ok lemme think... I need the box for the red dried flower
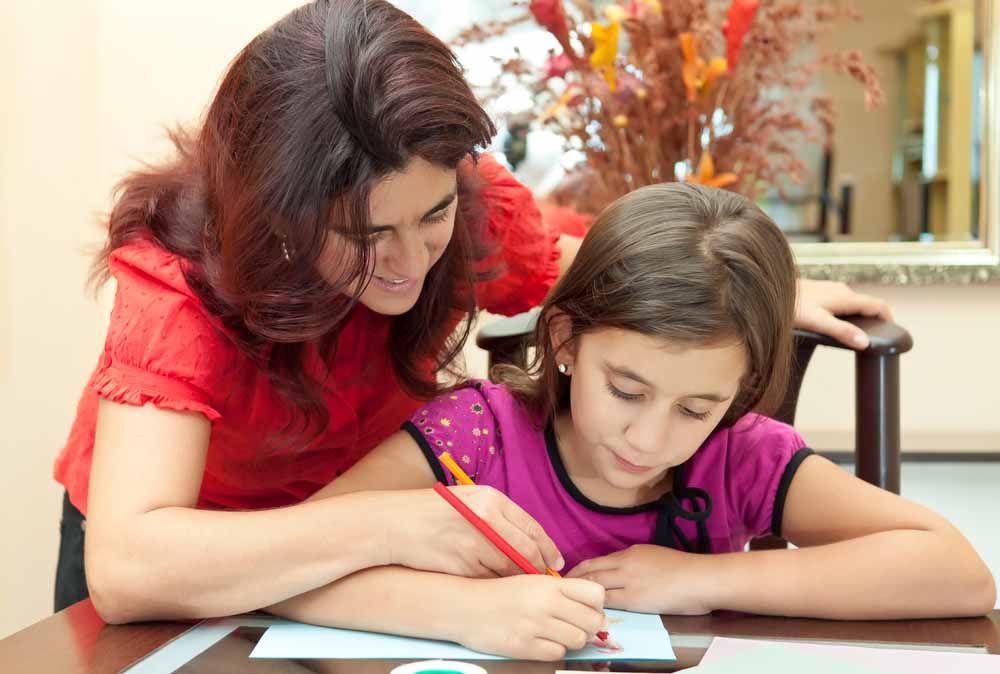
[530,0,571,44]
[722,0,759,68]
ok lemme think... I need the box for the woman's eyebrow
[423,189,458,216]
[371,189,457,229]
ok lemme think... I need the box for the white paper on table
[688,636,998,674]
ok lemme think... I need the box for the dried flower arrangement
[453,0,884,215]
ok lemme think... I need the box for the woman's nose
[383,230,428,277]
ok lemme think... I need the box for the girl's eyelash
[606,380,712,420]
[605,382,641,401]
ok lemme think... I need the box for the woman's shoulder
[108,237,198,299]
[103,237,238,364]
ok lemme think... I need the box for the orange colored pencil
[438,452,474,486]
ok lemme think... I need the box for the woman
[53,0,889,622]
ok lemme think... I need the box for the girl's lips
[611,450,654,474]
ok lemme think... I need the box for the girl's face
[323,156,458,316]
[558,327,747,501]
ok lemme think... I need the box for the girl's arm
[85,402,560,624]
[272,430,603,660]
[570,455,995,619]
[711,454,996,618]
[267,566,606,661]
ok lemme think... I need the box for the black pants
[54,492,89,612]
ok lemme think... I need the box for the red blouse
[53,155,562,514]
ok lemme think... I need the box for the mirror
[397,0,1000,283]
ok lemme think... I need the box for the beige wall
[2,0,998,639]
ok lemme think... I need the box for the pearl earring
[557,363,569,375]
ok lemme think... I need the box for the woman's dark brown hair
[499,182,798,428]
[91,0,496,437]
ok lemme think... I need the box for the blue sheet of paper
[249,608,675,661]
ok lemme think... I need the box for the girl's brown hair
[91,0,497,437]
[498,182,797,428]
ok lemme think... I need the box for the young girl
[274,182,996,661]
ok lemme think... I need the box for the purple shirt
[403,380,811,572]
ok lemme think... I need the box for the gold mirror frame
[794,0,1000,285]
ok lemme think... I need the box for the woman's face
[323,156,458,316]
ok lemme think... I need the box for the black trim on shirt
[544,421,713,553]
[651,461,714,554]
[770,447,816,538]
[544,422,662,514]
[402,420,448,484]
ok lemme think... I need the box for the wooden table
[2,600,997,673]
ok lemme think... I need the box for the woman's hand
[459,575,606,661]
[568,544,715,615]
[382,485,565,578]
[795,279,891,349]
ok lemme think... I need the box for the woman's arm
[710,455,996,619]
[793,279,892,349]
[85,400,399,624]
[86,406,564,624]
[557,234,582,278]
[308,429,565,577]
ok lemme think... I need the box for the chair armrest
[793,316,913,355]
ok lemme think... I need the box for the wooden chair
[476,310,913,549]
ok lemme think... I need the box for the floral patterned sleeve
[400,382,502,486]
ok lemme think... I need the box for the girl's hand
[795,279,891,349]
[568,544,715,615]
[383,485,565,578]
[459,576,606,661]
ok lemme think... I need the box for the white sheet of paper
[249,608,675,661]
[691,637,998,674]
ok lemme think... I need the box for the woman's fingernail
[854,333,869,348]
[555,556,565,570]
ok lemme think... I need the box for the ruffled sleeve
[473,155,563,316]
[88,240,236,422]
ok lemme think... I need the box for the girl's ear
[546,308,577,372]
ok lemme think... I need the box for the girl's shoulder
[691,413,809,478]
[724,413,805,449]
[422,379,530,424]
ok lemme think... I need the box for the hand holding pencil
[436,452,614,646]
